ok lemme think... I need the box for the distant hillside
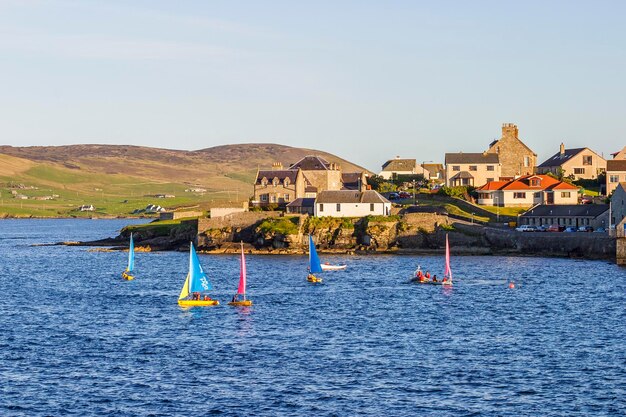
[0,143,371,217]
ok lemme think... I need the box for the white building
[314,190,391,217]
[476,175,579,207]
[379,158,417,180]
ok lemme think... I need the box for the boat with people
[178,242,219,307]
[411,234,453,286]
[307,235,323,283]
[228,242,252,307]
[121,233,135,280]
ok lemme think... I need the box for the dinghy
[307,235,323,283]
[178,243,219,307]
[228,242,252,307]
[121,233,135,280]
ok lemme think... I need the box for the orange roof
[478,175,578,192]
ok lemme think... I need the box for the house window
[336,203,341,212]
[319,204,324,212]
[462,178,469,186]
[534,192,541,198]
[610,175,619,183]
[452,165,460,171]
[524,156,530,167]
[469,165,477,171]
[272,178,279,187]
[574,168,585,175]
[260,194,268,202]
[261,177,268,186]
[486,178,494,183]
[561,192,571,198]
[514,192,526,199]
[487,165,494,171]
[270,195,276,203]
[583,155,592,165]
[284,194,290,201]
[370,203,375,212]
[284,177,290,187]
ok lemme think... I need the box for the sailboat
[228,242,252,307]
[178,242,219,307]
[121,233,135,280]
[307,235,323,283]
[442,234,453,286]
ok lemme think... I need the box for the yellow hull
[228,300,253,307]
[178,299,219,307]
[122,272,134,280]
[307,275,323,283]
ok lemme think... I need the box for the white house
[476,175,579,207]
[314,190,391,217]
[379,158,417,180]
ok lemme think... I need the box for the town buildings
[536,143,606,180]
[610,183,626,230]
[518,204,609,229]
[486,123,536,177]
[379,158,417,179]
[476,175,579,207]
[314,190,391,217]
[253,156,367,208]
[444,152,501,187]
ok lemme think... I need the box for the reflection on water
[0,219,624,416]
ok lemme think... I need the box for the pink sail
[237,243,247,295]
[444,234,452,280]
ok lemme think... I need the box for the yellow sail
[178,274,190,300]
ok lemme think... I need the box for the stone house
[610,183,626,231]
[606,160,626,195]
[253,156,367,208]
[476,175,579,207]
[379,157,417,179]
[537,143,606,180]
[444,152,501,187]
[286,198,315,215]
[518,204,609,229]
[314,190,391,217]
[486,123,537,177]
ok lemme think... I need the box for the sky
[1,0,625,172]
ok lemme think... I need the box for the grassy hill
[0,144,371,218]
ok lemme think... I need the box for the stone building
[518,204,609,229]
[606,158,626,195]
[611,182,626,230]
[252,156,367,208]
[444,152,501,187]
[486,123,537,178]
[537,143,606,181]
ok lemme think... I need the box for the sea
[0,219,624,416]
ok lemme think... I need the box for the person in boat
[204,295,211,301]
[231,294,238,303]
[432,275,437,282]
[192,292,200,300]
[414,265,421,278]
[424,271,430,281]
[308,273,317,281]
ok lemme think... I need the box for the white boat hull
[321,264,347,271]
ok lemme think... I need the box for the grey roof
[520,204,609,218]
[316,190,390,204]
[286,198,315,208]
[449,171,474,180]
[255,169,298,185]
[445,153,499,164]
[381,158,416,171]
[341,172,363,190]
[289,155,330,170]
[537,148,586,168]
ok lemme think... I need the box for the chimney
[502,123,518,139]
[559,143,565,155]
[272,162,283,170]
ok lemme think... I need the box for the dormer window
[261,177,268,186]
[530,178,541,187]
[272,177,280,187]
[284,177,290,187]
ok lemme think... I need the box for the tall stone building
[486,123,537,178]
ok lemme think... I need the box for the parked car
[594,227,606,233]
[578,225,594,232]
[388,192,399,200]
[515,225,537,232]
[398,191,411,199]
[564,226,577,232]
[547,224,565,232]
[535,225,548,232]
[581,196,593,204]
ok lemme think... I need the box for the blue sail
[308,235,323,274]
[127,233,135,272]
[189,243,212,292]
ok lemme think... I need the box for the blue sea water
[0,219,624,416]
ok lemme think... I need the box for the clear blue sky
[1,0,624,171]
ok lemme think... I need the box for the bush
[437,186,473,199]
[257,217,299,235]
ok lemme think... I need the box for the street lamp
[494,195,499,222]
[412,179,416,205]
